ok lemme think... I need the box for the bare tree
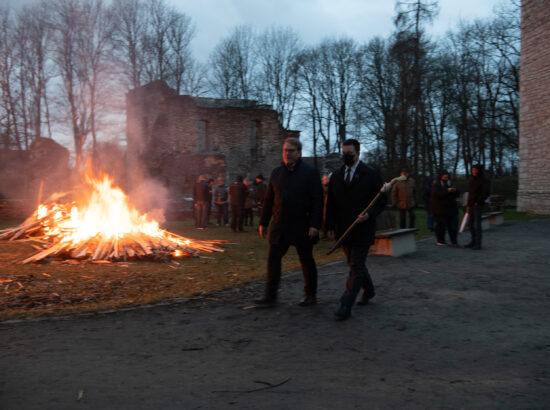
[209,25,256,99]
[76,0,115,160]
[110,0,147,89]
[392,0,438,175]
[0,6,22,149]
[256,26,302,129]
[295,47,334,162]
[48,0,87,168]
[177,58,209,96]
[317,37,361,148]
[356,37,399,171]
[141,0,172,83]
[165,11,196,94]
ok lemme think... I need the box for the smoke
[128,178,170,224]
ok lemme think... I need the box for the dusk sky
[0,0,510,154]
[5,0,508,62]
[164,0,507,61]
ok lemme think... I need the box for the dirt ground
[1,219,549,409]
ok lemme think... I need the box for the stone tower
[518,0,550,214]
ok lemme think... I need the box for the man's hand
[259,225,267,239]
[356,213,369,223]
[381,182,392,192]
[308,227,319,238]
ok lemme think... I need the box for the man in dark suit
[255,137,323,307]
[326,139,387,320]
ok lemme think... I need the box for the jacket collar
[283,157,302,172]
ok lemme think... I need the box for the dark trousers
[427,212,435,231]
[244,208,253,226]
[340,244,375,307]
[230,205,244,231]
[194,202,208,228]
[257,205,263,224]
[434,213,458,244]
[216,204,228,225]
[469,205,483,247]
[265,240,317,300]
[399,208,416,229]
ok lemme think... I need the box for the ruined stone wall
[126,81,291,197]
[518,0,550,214]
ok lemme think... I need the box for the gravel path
[1,219,549,409]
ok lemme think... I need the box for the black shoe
[253,297,277,308]
[298,295,317,306]
[471,245,481,250]
[464,242,474,248]
[356,293,374,306]
[334,304,351,321]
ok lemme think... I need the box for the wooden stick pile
[0,205,224,264]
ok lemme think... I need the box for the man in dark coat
[193,176,209,229]
[255,137,323,307]
[326,139,387,320]
[431,169,459,246]
[229,176,246,232]
[466,164,490,250]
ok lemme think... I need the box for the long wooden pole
[326,175,406,255]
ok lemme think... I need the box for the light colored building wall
[518,0,550,213]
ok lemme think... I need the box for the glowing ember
[0,173,224,264]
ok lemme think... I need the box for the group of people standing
[389,165,490,250]
[425,166,490,249]
[192,174,267,232]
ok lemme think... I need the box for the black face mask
[343,153,355,166]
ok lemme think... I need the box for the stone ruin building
[518,0,550,214]
[125,81,299,200]
[0,137,70,218]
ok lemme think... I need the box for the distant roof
[191,96,272,110]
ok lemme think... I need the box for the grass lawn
[0,218,345,321]
[0,208,544,321]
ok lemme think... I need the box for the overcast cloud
[165,0,505,62]
[2,0,506,62]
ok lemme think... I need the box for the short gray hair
[284,137,302,152]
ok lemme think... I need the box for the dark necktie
[345,168,351,186]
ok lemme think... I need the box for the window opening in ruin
[250,120,260,161]
[198,120,210,152]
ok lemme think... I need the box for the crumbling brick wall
[126,81,296,198]
[518,0,550,214]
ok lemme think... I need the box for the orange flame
[2,172,223,263]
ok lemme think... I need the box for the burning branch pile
[0,174,224,264]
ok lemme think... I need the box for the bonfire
[0,173,224,264]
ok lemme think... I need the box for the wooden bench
[481,215,491,230]
[486,211,504,226]
[370,228,418,257]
